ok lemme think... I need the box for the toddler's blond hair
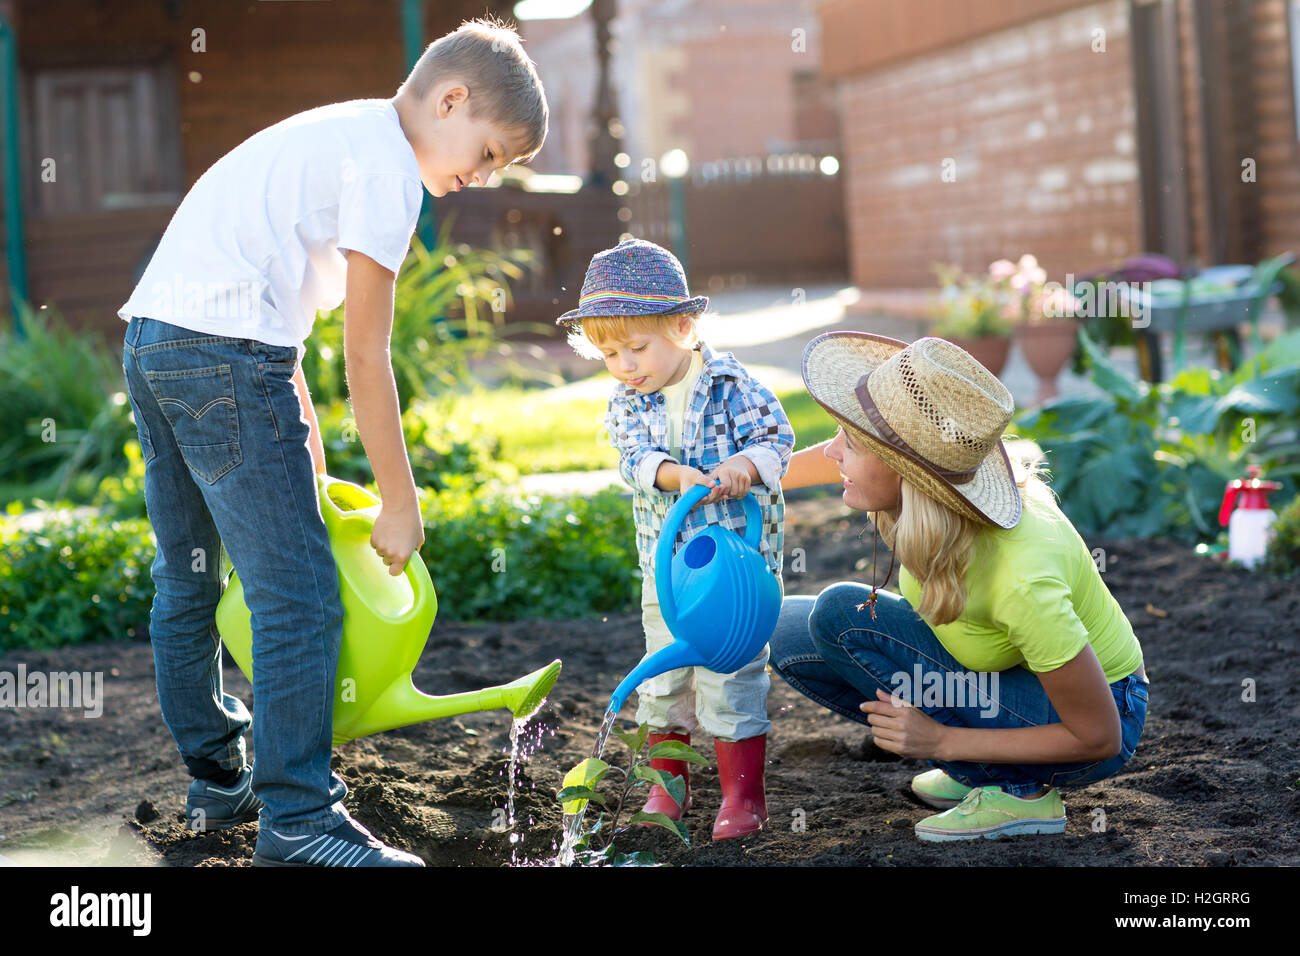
[567,314,703,361]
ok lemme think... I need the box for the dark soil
[2,496,1297,866]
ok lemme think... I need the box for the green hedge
[416,480,638,622]
[0,479,639,651]
[0,509,156,651]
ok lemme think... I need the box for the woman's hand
[860,689,949,759]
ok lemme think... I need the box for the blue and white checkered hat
[556,238,708,325]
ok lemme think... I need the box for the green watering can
[215,473,561,745]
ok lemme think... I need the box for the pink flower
[989,259,1016,281]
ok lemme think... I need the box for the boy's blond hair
[568,314,703,361]
[398,16,548,165]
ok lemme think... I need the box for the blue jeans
[122,316,347,834]
[769,583,1148,798]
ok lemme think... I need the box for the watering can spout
[336,660,563,745]
[608,642,706,715]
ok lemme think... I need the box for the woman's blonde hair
[567,313,703,360]
[871,438,1057,626]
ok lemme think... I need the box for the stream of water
[555,706,619,867]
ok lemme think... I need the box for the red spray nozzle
[1219,465,1283,526]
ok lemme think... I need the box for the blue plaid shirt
[604,342,795,582]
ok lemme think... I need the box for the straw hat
[801,332,1022,529]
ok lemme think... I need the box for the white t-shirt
[119,99,425,361]
[661,348,704,460]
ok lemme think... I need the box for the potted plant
[929,262,1015,377]
[1003,254,1081,404]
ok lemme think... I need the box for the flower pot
[1015,320,1079,403]
[938,334,1012,378]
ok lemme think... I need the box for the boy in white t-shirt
[119,17,547,867]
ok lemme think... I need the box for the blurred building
[523,0,839,175]
[524,0,848,289]
[0,0,619,336]
[819,0,1300,296]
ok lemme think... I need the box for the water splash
[498,697,554,865]
[505,716,525,829]
[556,705,619,867]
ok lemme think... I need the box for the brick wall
[1249,0,1300,259]
[836,0,1139,289]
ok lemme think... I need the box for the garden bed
[1,496,1296,866]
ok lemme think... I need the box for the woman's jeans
[122,316,347,834]
[769,583,1148,798]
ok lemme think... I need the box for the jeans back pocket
[144,364,242,483]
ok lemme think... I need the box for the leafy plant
[0,508,155,651]
[303,225,551,410]
[1262,492,1300,576]
[416,482,638,622]
[930,263,1014,340]
[1013,328,1300,541]
[0,306,135,507]
[556,723,708,866]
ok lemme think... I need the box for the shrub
[0,306,134,507]
[1013,328,1300,541]
[0,509,155,651]
[417,481,638,622]
[1262,493,1300,576]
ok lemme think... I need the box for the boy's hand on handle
[707,457,754,503]
[371,499,425,576]
[676,465,721,506]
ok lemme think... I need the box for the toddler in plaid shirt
[557,238,794,841]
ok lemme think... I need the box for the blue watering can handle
[655,482,764,628]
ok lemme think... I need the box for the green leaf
[556,786,607,806]
[646,740,710,765]
[1078,327,1142,403]
[1217,368,1300,418]
[631,766,687,808]
[615,723,649,754]
[609,851,662,867]
[558,756,612,813]
[627,812,690,844]
[1166,393,1223,436]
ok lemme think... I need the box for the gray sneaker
[252,811,425,867]
[187,766,261,831]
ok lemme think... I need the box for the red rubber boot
[637,731,691,823]
[712,735,767,841]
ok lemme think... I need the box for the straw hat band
[854,374,979,486]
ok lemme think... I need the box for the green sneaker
[910,769,972,810]
[914,785,1066,842]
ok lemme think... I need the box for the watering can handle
[655,483,765,628]
[316,473,435,623]
[318,472,380,535]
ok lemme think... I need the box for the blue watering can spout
[608,641,706,714]
[608,482,781,713]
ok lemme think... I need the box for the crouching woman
[772,332,1149,842]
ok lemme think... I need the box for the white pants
[632,572,774,741]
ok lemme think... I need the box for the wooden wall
[6,0,517,340]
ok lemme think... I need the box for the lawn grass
[442,377,839,475]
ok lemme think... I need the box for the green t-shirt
[897,480,1144,684]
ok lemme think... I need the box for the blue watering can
[607,482,781,713]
